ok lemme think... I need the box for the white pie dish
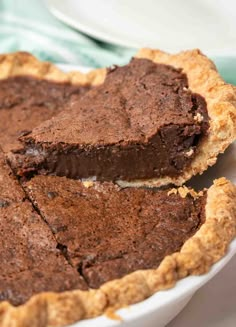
[55,64,236,327]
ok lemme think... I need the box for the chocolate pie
[0,50,235,327]
[9,49,236,187]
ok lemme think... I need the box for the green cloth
[0,0,135,68]
[0,0,236,84]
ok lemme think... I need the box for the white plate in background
[46,0,236,53]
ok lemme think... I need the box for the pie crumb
[82,181,94,188]
[177,186,202,199]
[194,112,204,123]
[185,148,194,157]
[105,308,122,321]
[177,186,189,198]
[167,188,177,196]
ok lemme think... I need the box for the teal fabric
[212,56,236,85]
[0,0,135,68]
[0,0,236,82]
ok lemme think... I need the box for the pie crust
[0,51,106,86]
[0,177,235,327]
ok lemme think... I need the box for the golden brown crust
[0,178,235,327]
[118,48,236,187]
[0,51,106,86]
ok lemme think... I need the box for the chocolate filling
[10,58,209,181]
[0,76,90,153]
[25,176,206,289]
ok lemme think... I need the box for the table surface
[167,255,236,327]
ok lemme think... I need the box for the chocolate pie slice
[9,49,236,187]
[0,52,105,153]
[0,171,235,326]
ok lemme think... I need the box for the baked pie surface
[24,175,206,289]
[0,52,105,153]
[0,151,87,307]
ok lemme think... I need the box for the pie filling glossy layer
[10,58,209,181]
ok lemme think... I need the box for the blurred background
[0,0,236,83]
